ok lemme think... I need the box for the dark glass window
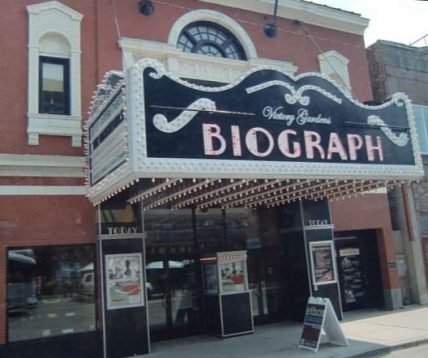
[414,105,428,153]
[195,208,226,253]
[421,214,428,233]
[177,22,247,60]
[39,56,70,115]
[145,208,194,249]
[7,245,96,342]
[225,208,261,250]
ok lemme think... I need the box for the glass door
[146,258,201,341]
[247,249,285,324]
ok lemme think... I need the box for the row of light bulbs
[125,177,410,211]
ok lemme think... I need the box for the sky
[309,0,428,47]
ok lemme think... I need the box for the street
[8,298,96,342]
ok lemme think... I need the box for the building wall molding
[27,114,83,147]
[198,0,369,35]
[0,154,85,177]
[0,186,86,195]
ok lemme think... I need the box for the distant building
[367,39,428,305]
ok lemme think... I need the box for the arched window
[39,33,71,115]
[177,21,247,60]
[27,1,82,147]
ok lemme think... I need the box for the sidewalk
[145,305,428,357]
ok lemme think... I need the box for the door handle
[162,292,171,307]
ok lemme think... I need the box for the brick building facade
[0,1,420,356]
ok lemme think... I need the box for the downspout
[402,184,414,241]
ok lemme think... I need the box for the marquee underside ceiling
[126,177,404,210]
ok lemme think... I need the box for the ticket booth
[201,251,254,337]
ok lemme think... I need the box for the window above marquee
[177,21,247,60]
[39,56,70,115]
[317,50,351,94]
[414,104,428,154]
[27,1,82,147]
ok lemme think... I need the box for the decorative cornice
[27,1,83,21]
[198,0,369,35]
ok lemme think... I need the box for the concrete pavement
[145,304,428,357]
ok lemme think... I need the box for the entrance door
[146,258,201,341]
[247,249,285,324]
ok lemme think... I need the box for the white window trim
[318,50,351,93]
[120,9,297,83]
[27,1,83,147]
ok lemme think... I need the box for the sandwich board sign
[298,296,348,352]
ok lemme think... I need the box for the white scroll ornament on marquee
[367,115,409,147]
[153,98,216,133]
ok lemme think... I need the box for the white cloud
[310,0,428,46]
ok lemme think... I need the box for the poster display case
[201,251,253,337]
[338,247,365,306]
[309,241,337,286]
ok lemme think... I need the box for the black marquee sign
[126,58,422,180]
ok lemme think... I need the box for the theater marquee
[86,58,423,203]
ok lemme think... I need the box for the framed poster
[339,247,364,304]
[105,253,144,310]
[309,241,337,285]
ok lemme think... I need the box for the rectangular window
[414,105,428,153]
[421,214,428,233]
[39,56,70,115]
[7,245,96,342]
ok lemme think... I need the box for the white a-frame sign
[298,297,349,352]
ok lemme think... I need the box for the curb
[349,338,428,357]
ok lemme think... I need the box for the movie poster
[310,242,336,285]
[219,260,245,292]
[105,253,144,310]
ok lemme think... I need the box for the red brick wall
[331,194,400,291]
